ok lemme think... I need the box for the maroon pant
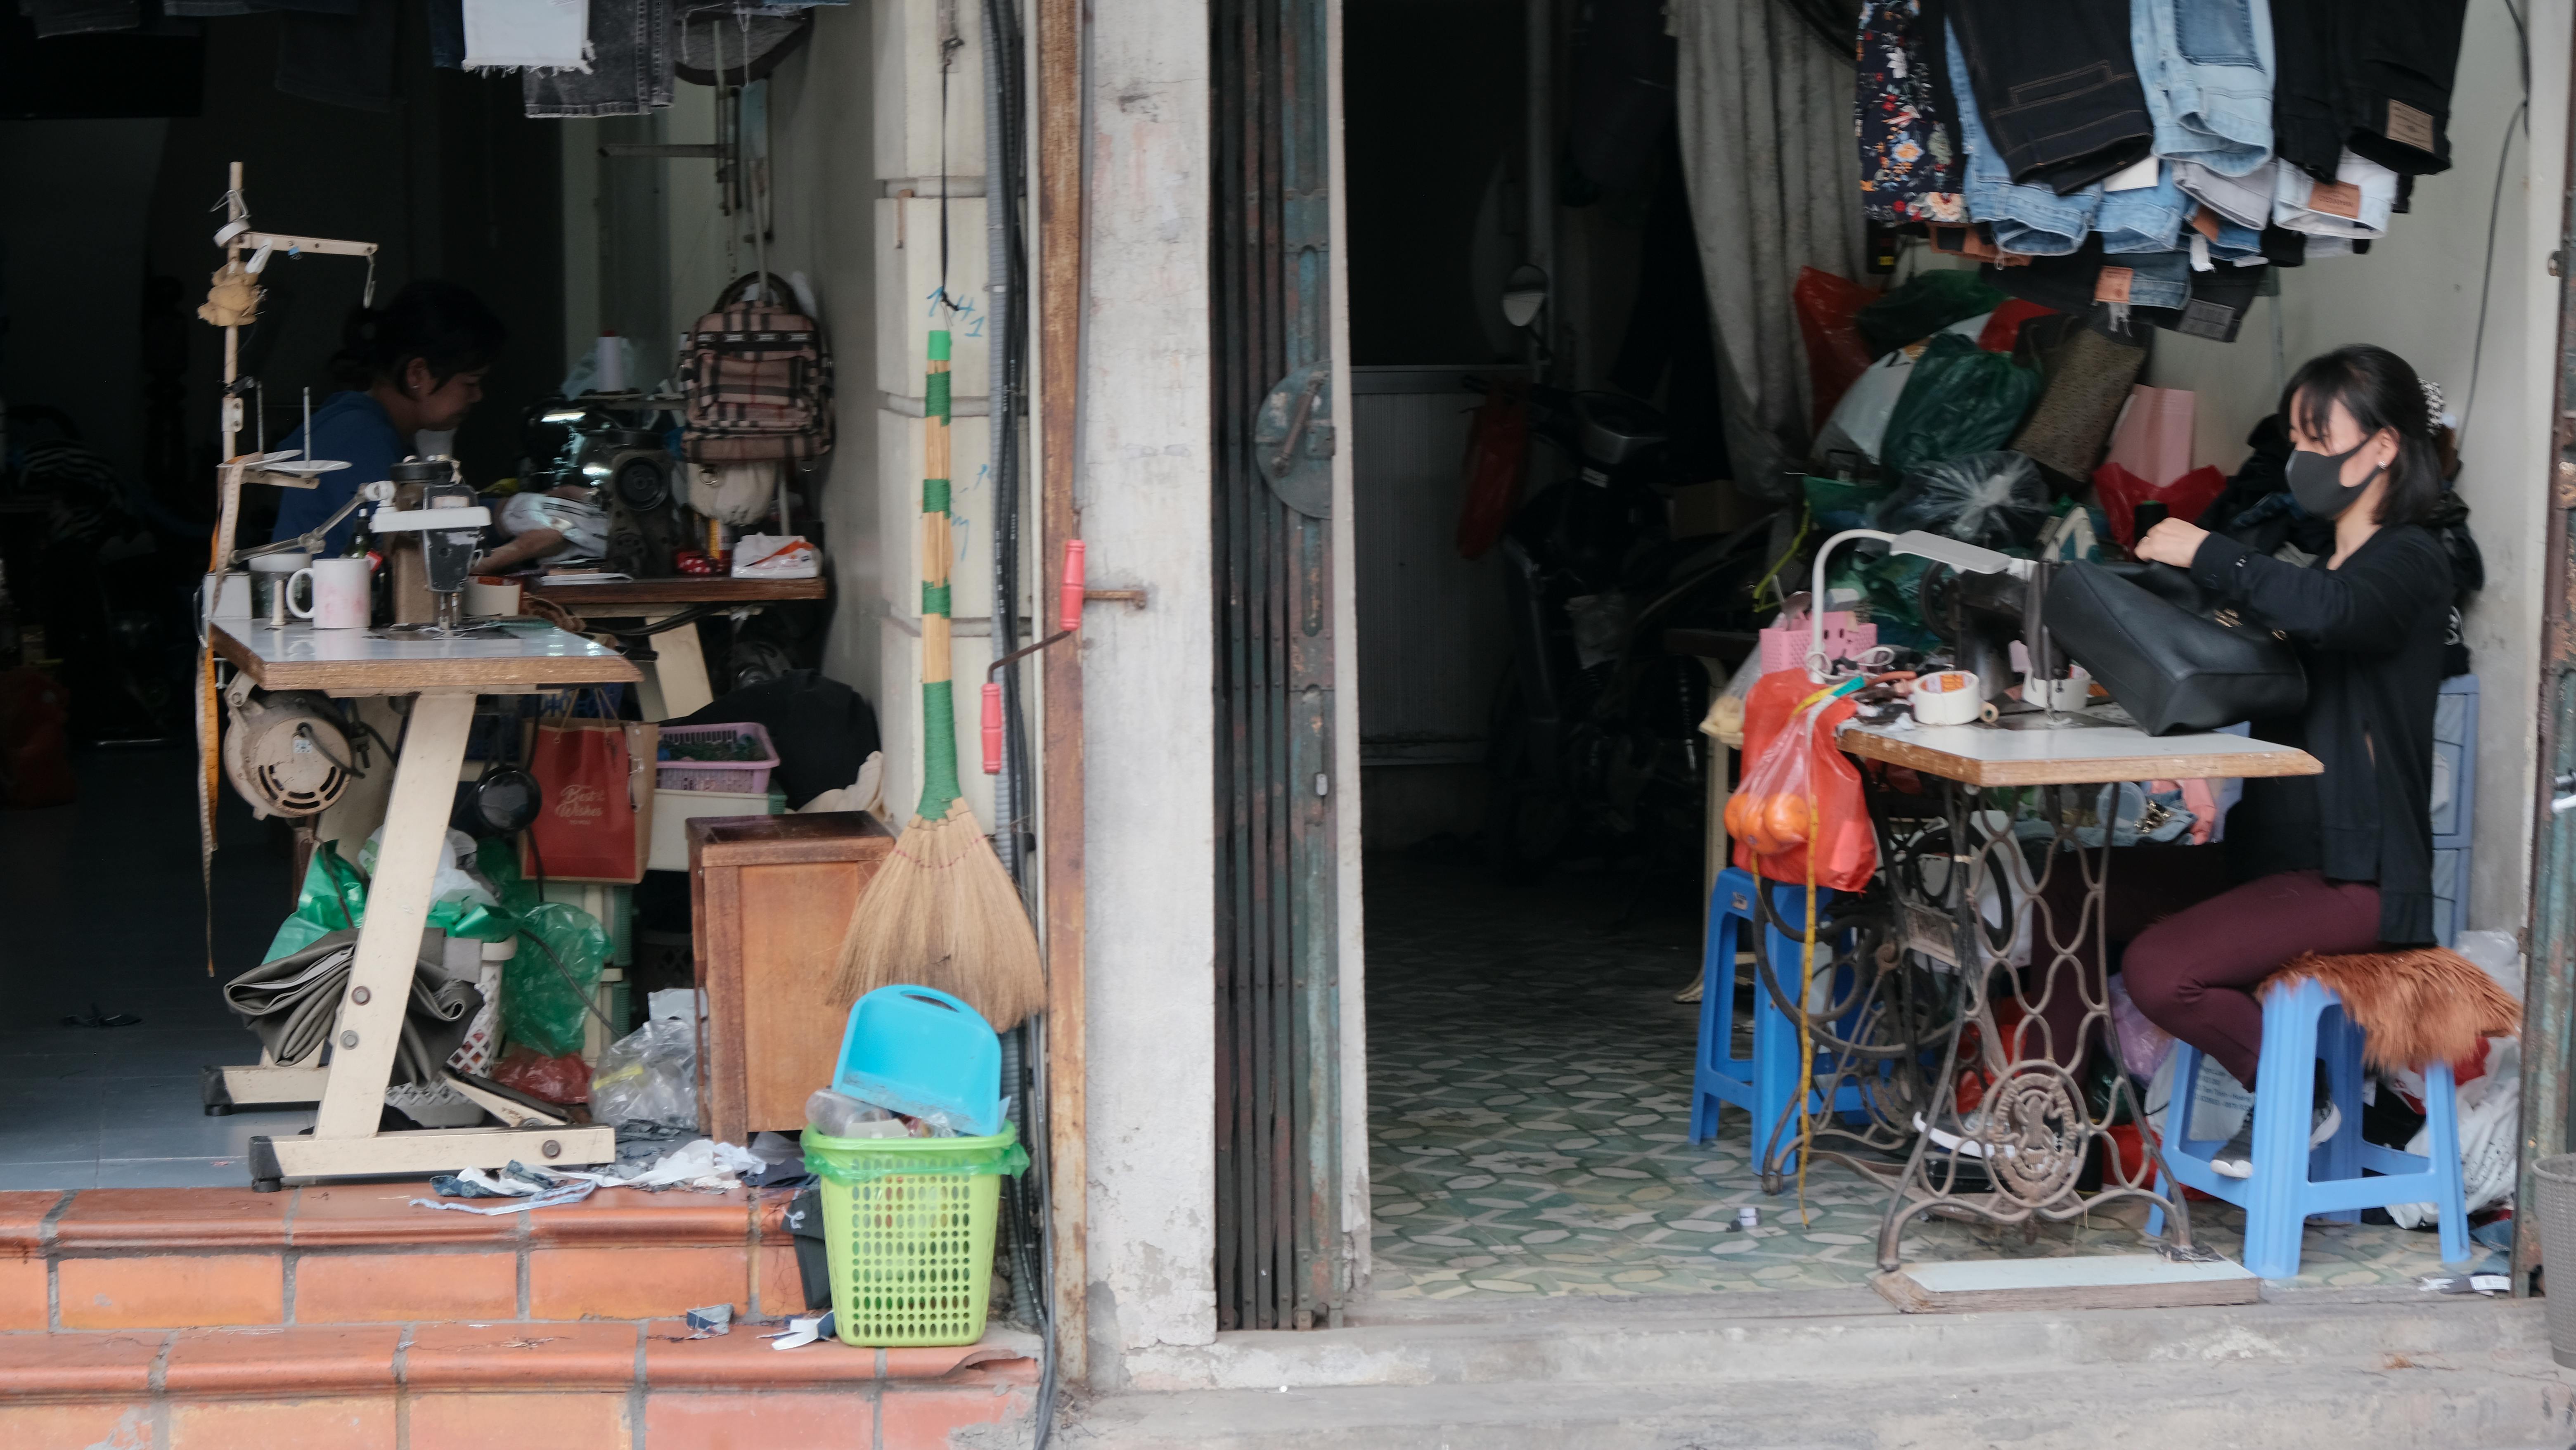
[2121,869,2383,1088]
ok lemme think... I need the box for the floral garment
[1857,0,1967,223]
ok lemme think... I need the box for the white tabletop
[1838,712,2321,787]
[212,619,639,692]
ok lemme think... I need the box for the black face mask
[2285,438,2383,520]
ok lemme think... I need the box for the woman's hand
[2134,518,2209,568]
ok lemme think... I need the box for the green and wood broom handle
[919,328,965,817]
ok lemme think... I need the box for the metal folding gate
[2518,88,2576,1292]
[1210,0,1344,1333]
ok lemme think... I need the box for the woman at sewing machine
[2111,344,2456,1178]
[272,281,505,557]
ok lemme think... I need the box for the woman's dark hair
[331,280,506,392]
[2279,344,2448,527]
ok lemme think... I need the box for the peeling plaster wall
[765,12,890,721]
[1079,0,1222,1379]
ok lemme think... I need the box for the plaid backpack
[681,272,834,462]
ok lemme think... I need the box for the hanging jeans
[2134,0,2273,178]
[525,0,674,118]
[1946,26,2188,256]
[2272,0,2469,180]
[2273,148,2398,239]
[1947,0,2152,194]
[2175,157,2273,230]
[2340,0,2469,177]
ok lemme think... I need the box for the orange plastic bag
[1724,670,1876,892]
[1454,381,1528,560]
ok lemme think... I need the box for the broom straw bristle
[831,800,1045,1029]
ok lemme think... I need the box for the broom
[831,326,1046,1028]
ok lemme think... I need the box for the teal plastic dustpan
[830,986,1005,1137]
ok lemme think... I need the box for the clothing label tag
[2385,98,2437,153]
[2093,267,2133,304]
[2308,180,2364,220]
[2178,298,2241,343]
[2189,206,2221,242]
[1929,223,1999,261]
[2103,154,2160,192]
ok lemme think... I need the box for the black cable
[2457,98,2527,441]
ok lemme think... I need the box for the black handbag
[2043,560,2306,735]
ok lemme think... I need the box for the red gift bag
[521,710,657,884]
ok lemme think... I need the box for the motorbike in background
[1482,382,1776,879]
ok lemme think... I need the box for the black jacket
[2190,524,2453,944]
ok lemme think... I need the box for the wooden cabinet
[687,812,894,1141]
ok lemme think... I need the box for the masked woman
[2124,344,2455,1175]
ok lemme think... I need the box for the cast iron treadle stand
[1849,777,2195,1268]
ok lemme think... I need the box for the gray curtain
[1672,0,1863,497]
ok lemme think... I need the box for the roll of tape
[1912,670,1999,726]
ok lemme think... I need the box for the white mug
[306,557,372,629]
[463,576,523,618]
[1912,670,2000,726]
[250,552,311,628]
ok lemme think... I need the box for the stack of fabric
[1856,0,2472,344]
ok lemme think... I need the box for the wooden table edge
[521,577,828,606]
[210,624,643,692]
[1836,725,2324,787]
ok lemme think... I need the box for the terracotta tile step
[0,1323,1040,1450]
[0,1184,822,1331]
[4,1183,769,1253]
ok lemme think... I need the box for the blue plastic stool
[2145,976,2470,1279]
[1689,867,1866,1174]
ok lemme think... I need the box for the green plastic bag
[502,901,609,1058]
[1802,476,1894,535]
[259,834,604,1058]
[1855,270,2004,359]
[1878,334,2040,479]
[264,839,515,963]
[476,836,542,918]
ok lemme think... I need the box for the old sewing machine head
[371,457,497,635]
[526,396,683,576]
[1806,529,2080,727]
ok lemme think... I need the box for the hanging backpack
[681,272,834,462]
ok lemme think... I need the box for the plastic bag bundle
[1793,268,1880,431]
[1878,334,2041,477]
[1868,450,2050,553]
[1854,270,2004,359]
[590,1017,698,1130]
[500,902,608,1058]
[1724,671,1875,892]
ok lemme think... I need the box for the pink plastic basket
[1758,609,1876,674]
[656,722,780,793]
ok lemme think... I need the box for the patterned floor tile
[1362,855,2455,1299]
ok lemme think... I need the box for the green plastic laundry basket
[804,1125,1026,1347]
